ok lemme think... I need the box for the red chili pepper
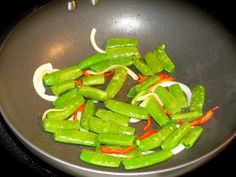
[156,73,169,79]
[73,103,86,120]
[82,70,90,77]
[178,120,185,125]
[137,74,147,83]
[76,80,83,87]
[100,145,135,154]
[159,76,174,83]
[138,129,157,140]
[143,116,152,131]
[190,106,220,126]
[104,71,115,78]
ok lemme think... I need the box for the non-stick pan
[0,0,235,176]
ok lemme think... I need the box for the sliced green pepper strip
[80,100,96,131]
[82,75,105,86]
[138,124,177,151]
[123,149,173,170]
[190,85,205,112]
[89,117,135,135]
[52,88,81,108]
[46,96,85,120]
[155,86,181,114]
[105,38,139,50]
[90,58,133,72]
[154,44,175,73]
[80,149,121,167]
[161,122,192,150]
[144,52,163,74]
[78,53,108,70]
[180,126,203,149]
[105,66,127,98]
[78,86,107,101]
[105,99,149,120]
[127,75,160,98]
[54,130,98,146]
[106,47,141,60]
[144,96,171,127]
[51,79,75,96]
[95,109,129,126]
[98,133,136,146]
[169,84,188,108]
[133,58,154,76]
[43,65,82,86]
[170,111,203,122]
[43,119,79,133]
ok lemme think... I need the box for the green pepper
[105,99,149,120]
[95,109,129,126]
[78,53,108,70]
[51,80,75,96]
[154,44,175,73]
[54,130,98,146]
[80,149,121,167]
[78,86,107,101]
[52,88,81,108]
[127,75,160,98]
[89,117,135,135]
[144,96,171,127]
[98,133,136,146]
[123,149,173,170]
[155,86,181,114]
[90,58,133,72]
[144,52,163,74]
[80,100,96,131]
[170,111,203,122]
[169,84,188,108]
[43,65,82,86]
[180,126,203,149]
[105,38,139,50]
[133,58,154,76]
[161,122,192,150]
[82,75,105,86]
[138,124,177,151]
[46,95,85,120]
[105,66,127,98]
[190,85,205,112]
[106,47,141,60]
[131,89,149,105]
[43,118,79,133]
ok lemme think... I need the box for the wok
[0,0,235,176]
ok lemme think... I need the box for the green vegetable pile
[36,37,218,170]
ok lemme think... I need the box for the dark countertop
[0,0,235,176]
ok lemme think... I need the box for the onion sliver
[87,65,139,80]
[137,93,163,107]
[33,63,58,101]
[129,118,141,123]
[150,81,192,106]
[171,144,185,155]
[42,108,66,120]
[90,28,106,53]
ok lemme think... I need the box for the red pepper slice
[190,106,219,126]
[104,71,115,78]
[76,80,83,87]
[73,103,86,120]
[82,70,90,77]
[137,74,147,83]
[100,145,135,154]
[139,129,157,140]
[156,73,170,79]
[143,116,152,131]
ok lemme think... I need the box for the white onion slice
[150,81,192,106]
[137,93,163,107]
[141,150,155,155]
[129,117,141,123]
[171,144,185,155]
[107,154,132,158]
[90,28,106,53]
[87,64,139,80]
[42,108,66,120]
[33,63,58,101]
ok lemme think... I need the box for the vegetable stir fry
[33,28,219,170]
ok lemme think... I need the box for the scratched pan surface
[0,0,235,176]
